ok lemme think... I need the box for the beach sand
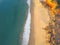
[28,0,50,45]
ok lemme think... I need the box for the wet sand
[28,0,50,45]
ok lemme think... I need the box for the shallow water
[22,0,31,45]
[0,0,28,45]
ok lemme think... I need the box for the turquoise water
[0,0,28,45]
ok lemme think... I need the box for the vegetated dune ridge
[28,0,50,45]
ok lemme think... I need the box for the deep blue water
[0,0,28,45]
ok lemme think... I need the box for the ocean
[0,0,28,45]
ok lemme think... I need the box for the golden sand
[28,0,50,45]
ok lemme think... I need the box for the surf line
[22,0,31,45]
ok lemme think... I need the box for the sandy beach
[28,0,50,45]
